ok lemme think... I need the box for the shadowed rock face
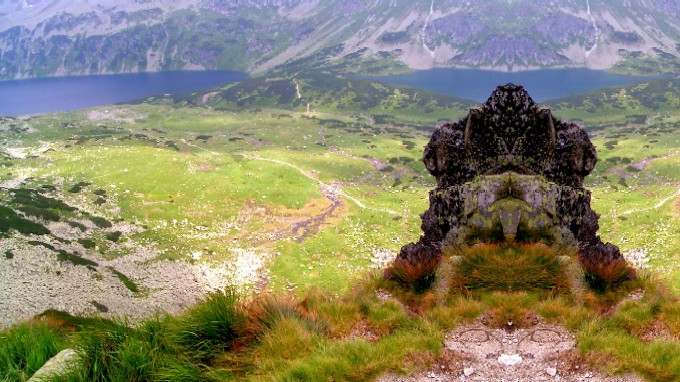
[400,84,622,266]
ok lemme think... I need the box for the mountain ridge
[1,0,680,79]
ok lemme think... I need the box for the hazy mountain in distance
[0,0,679,79]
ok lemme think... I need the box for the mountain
[1,0,680,79]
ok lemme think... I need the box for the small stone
[498,354,523,367]
[546,367,558,377]
[464,367,475,377]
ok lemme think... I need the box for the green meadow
[2,76,680,298]
[0,103,434,295]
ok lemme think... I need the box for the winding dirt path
[630,151,680,171]
[617,188,680,217]
[241,154,399,216]
[178,138,400,235]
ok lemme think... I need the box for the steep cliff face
[0,0,679,79]
[399,84,623,269]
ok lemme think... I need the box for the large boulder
[400,84,622,265]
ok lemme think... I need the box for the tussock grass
[481,292,540,328]
[171,289,246,358]
[581,259,637,294]
[447,243,570,296]
[0,322,66,382]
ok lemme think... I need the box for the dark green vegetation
[56,249,98,268]
[107,267,139,293]
[1,244,679,382]
[547,79,680,120]
[0,183,124,267]
[0,205,50,237]
[160,74,473,124]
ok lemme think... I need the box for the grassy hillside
[0,76,473,332]
[1,244,679,382]
[155,73,474,124]
[546,78,680,125]
[2,76,680,322]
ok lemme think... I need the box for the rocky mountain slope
[1,0,680,79]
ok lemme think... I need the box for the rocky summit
[400,84,623,267]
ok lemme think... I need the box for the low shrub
[77,238,96,249]
[0,206,50,237]
[68,182,91,193]
[105,231,122,243]
[107,267,139,293]
[89,215,112,228]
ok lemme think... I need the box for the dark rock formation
[399,84,623,265]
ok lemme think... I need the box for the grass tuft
[171,289,246,358]
[580,255,637,294]
[451,243,569,296]
[0,322,66,382]
[384,243,441,293]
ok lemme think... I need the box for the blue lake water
[0,71,247,116]
[365,68,661,102]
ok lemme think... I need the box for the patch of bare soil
[376,319,644,382]
[347,319,381,343]
[196,161,215,171]
[639,318,674,343]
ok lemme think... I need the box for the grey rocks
[398,84,624,267]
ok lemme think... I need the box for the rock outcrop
[399,84,623,267]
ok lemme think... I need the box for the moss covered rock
[400,84,623,266]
